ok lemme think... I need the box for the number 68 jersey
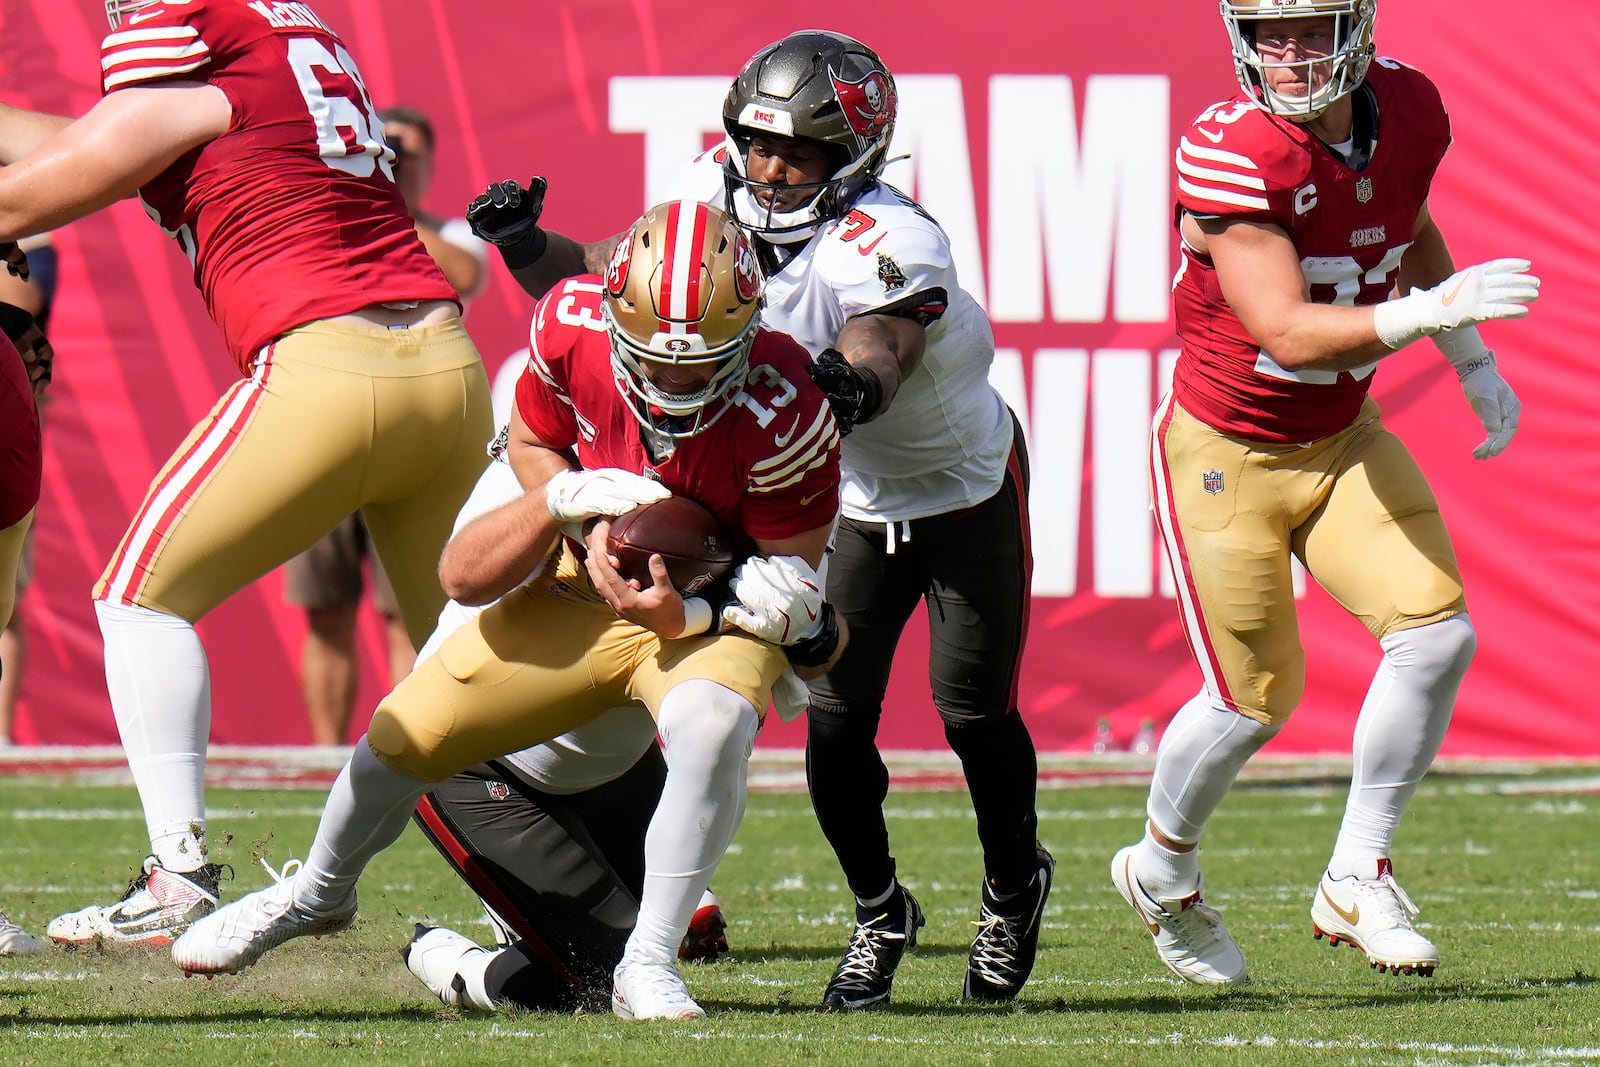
[515,276,842,545]
[1171,59,1451,443]
[98,0,453,371]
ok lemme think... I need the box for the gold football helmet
[1222,0,1377,120]
[602,200,764,440]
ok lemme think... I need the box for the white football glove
[544,468,670,524]
[1373,258,1540,350]
[720,554,825,645]
[1455,352,1521,459]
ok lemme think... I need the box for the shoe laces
[969,905,1022,980]
[1357,872,1421,928]
[1161,893,1227,944]
[833,913,908,988]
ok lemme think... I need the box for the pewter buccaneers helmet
[1222,0,1377,120]
[106,0,161,28]
[603,201,764,440]
[722,30,897,243]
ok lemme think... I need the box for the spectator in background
[281,105,488,747]
[0,232,56,747]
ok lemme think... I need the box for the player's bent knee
[367,699,452,781]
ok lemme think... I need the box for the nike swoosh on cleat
[1320,886,1360,925]
[1123,856,1161,936]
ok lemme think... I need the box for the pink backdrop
[1,2,1594,755]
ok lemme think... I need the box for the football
[605,497,735,595]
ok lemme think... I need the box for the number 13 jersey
[99,0,454,370]
[1171,59,1451,443]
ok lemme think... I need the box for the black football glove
[0,241,29,282]
[805,348,884,436]
[466,177,549,268]
[0,301,52,401]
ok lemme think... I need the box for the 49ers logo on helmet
[605,232,633,295]
[732,232,761,303]
[830,69,895,139]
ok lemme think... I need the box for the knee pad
[656,679,759,771]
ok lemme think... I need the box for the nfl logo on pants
[1202,469,1225,495]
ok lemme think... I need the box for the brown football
[605,497,736,595]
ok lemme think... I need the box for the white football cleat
[171,859,355,975]
[403,924,502,1011]
[48,856,224,946]
[1311,859,1439,976]
[1112,844,1248,985]
[611,958,705,1020]
[0,912,48,956]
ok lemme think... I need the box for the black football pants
[412,746,666,1010]
[805,412,1041,899]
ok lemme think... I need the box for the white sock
[296,740,430,911]
[1134,828,1201,899]
[1146,689,1282,845]
[621,680,757,967]
[95,600,211,872]
[1327,615,1474,880]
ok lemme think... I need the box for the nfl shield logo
[1355,177,1374,203]
[1202,469,1225,495]
[486,780,511,801]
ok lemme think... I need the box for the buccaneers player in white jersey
[172,201,845,1021]
[0,0,493,945]
[470,29,1052,1010]
[1108,0,1538,985]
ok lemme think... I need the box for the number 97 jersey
[98,0,453,371]
[1171,59,1451,443]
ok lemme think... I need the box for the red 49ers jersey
[515,276,841,543]
[99,0,454,371]
[0,333,41,528]
[1171,60,1451,442]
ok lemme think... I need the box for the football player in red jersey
[1110,0,1539,985]
[173,201,844,1021]
[0,0,493,945]
[0,304,48,958]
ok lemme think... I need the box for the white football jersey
[669,151,1013,522]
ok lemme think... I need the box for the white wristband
[1371,293,1431,350]
[678,597,714,638]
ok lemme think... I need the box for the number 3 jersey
[98,0,454,371]
[1171,60,1451,443]
[514,277,841,545]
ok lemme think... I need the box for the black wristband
[784,602,840,669]
[851,362,885,425]
[498,226,549,270]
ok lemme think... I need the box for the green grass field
[2,759,1597,1066]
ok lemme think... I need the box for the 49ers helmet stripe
[659,200,709,334]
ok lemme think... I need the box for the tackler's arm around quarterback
[466,175,624,301]
[805,311,927,435]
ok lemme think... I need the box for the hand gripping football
[605,497,735,595]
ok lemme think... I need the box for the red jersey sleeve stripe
[1175,137,1270,212]
[102,27,209,91]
